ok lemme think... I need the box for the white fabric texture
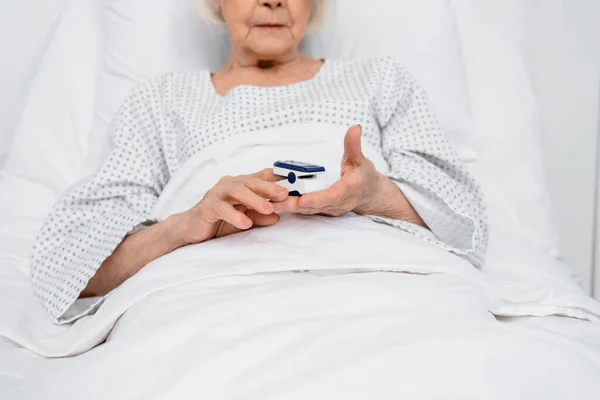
[0,0,99,279]
[4,272,600,399]
[31,57,488,323]
[86,0,477,174]
[0,13,62,170]
[2,127,598,358]
[4,121,599,397]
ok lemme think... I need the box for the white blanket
[1,124,600,398]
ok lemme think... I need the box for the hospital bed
[1,0,600,398]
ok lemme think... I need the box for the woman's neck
[211,48,323,95]
[223,47,309,73]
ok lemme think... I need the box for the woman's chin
[247,41,295,60]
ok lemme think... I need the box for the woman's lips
[255,24,285,30]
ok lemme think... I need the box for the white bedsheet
[1,125,600,398]
[3,270,600,399]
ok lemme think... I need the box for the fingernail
[357,124,362,129]
[275,186,287,193]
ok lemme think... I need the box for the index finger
[253,168,285,183]
[245,176,289,202]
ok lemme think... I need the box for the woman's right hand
[171,169,288,245]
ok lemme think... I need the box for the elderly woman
[32,0,487,323]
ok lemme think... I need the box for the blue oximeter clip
[273,160,326,197]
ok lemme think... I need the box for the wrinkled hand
[273,125,392,217]
[174,169,288,245]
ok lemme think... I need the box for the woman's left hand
[273,125,425,226]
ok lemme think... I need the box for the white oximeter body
[273,160,326,196]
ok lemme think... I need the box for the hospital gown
[31,57,489,323]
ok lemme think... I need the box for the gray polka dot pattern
[31,57,488,323]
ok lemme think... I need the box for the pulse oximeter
[273,160,326,196]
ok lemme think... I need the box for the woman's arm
[277,124,427,227]
[31,81,172,323]
[81,170,287,298]
[80,216,183,297]
[371,58,488,265]
[33,73,288,323]
[352,167,427,227]
[273,58,488,266]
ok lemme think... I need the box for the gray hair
[197,0,327,29]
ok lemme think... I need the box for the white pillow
[87,0,477,171]
[86,0,229,171]
[0,11,63,170]
[452,0,561,258]
[0,0,100,277]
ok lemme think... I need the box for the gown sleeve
[31,79,172,324]
[368,58,489,267]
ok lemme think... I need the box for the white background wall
[565,0,600,298]
[1,0,599,296]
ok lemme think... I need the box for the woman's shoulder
[324,57,418,95]
[128,70,211,101]
[326,56,410,78]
